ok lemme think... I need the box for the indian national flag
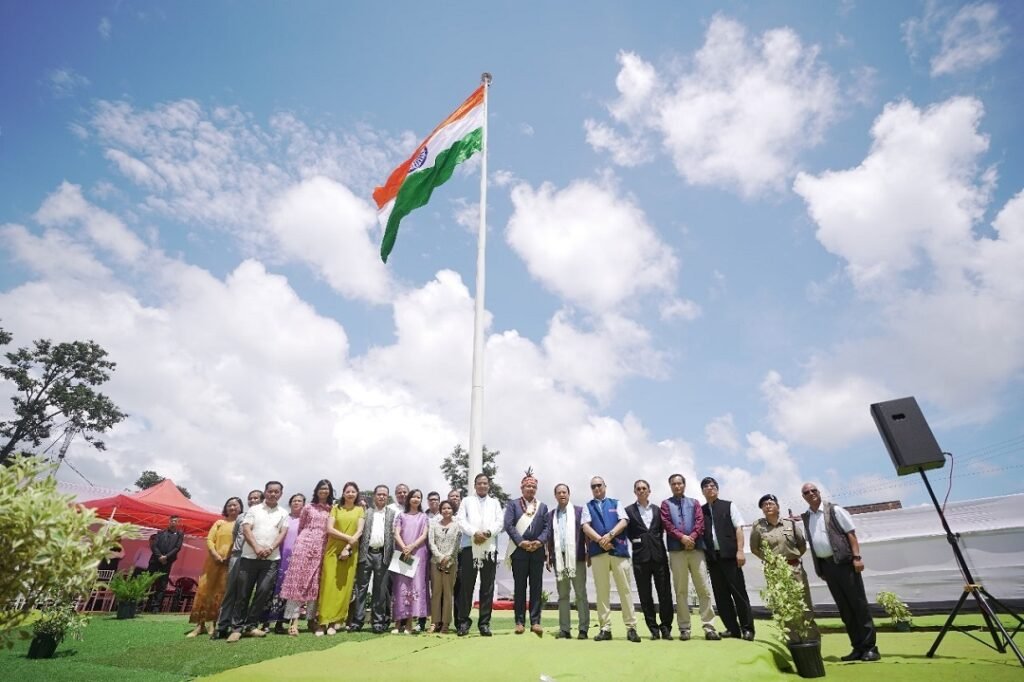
[373,85,485,263]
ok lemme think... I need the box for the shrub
[0,455,138,647]
[877,590,913,625]
[31,598,89,642]
[759,541,814,644]
[108,572,163,602]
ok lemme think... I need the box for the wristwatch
[852,555,862,560]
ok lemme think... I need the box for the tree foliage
[0,328,127,465]
[439,444,509,505]
[135,470,191,499]
[758,541,815,644]
[0,455,139,646]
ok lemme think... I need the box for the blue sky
[1,1,1022,518]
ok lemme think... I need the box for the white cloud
[932,2,1008,76]
[703,431,807,521]
[586,17,839,196]
[33,182,146,262]
[1,224,112,282]
[266,177,392,304]
[506,176,678,312]
[779,96,1024,447]
[98,17,112,40]
[902,2,1008,77]
[659,297,702,322]
[519,123,534,137]
[760,369,888,450]
[46,68,90,99]
[450,198,479,233]
[794,97,991,292]
[705,413,740,453]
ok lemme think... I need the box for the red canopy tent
[79,479,221,535]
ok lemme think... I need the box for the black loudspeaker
[870,396,945,476]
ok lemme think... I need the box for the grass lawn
[3,612,1021,681]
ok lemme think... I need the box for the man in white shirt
[700,477,754,641]
[801,483,879,662]
[426,491,442,521]
[389,483,409,514]
[455,473,503,637]
[226,481,288,643]
[351,484,396,633]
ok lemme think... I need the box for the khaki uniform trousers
[590,552,636,631]
[668,549,716,633]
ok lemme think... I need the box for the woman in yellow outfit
[317,481,365,635]
[187,496,242,637]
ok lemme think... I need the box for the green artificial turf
[3,611,1021,681]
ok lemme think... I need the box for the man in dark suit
[700,477,754,641]
[349,484,397,633]
[626,479,674,640]
[146,515,184,612]
[503,468,550,636]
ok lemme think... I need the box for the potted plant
[28,599,88,659]
[108,572,163,619]
[760,543,825,678]
[877,590,913,631]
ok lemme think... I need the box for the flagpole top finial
[481,72,492,85]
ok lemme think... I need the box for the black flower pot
[788,640,826,678]
[27,634,59,659]
[895,621,911,632]
[116,601,137,620]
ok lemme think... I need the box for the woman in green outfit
[318,481,365,635]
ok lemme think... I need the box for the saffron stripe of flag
[373,85,485,263]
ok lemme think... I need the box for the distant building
[845,500,902,514]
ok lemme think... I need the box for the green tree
[0,328,127,465]
[0,455,138,646]
[135,470,191,499]
[440,444,509,505]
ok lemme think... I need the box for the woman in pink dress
[392,489,430,634]
[279,479,334,636]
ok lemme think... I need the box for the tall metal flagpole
[467,72,491,485]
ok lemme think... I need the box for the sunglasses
[591,483,604,489]
[802,488,819,496]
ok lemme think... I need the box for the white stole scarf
[463,494,500,567]
[552,504,577,579]
[504,498,539,567]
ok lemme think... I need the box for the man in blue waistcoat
[581,476,641,643]
[660,474,720,640]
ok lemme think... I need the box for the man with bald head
[582,476,640,643]
[801,482,879,662]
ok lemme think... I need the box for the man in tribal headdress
[503,468,551,636]
[455,472,504,636]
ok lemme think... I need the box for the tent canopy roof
[80,479,222,535]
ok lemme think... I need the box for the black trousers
[230,558,279,632]
[706,552,754,635]
[215,555,243,634]
[452,551,464,624]
[349,549,391,629]
[632,557,674,633]
[456,547,496,630]
[145,557,175,611]
[820,560,876,652]
[511,548,545,625]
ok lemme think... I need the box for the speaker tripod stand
[920,468,1023,666]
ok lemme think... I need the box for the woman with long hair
[317,481,364,635]
[280,480,334,636]
[187,496,242,637]
[392,489,430,634]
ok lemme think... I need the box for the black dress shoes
[649,629,661,640]
[577,630,588,640]
[479,626,492,637]
[840,650,862,661]
[741,629,755,641]
[704,629,721,641]
[678,630,691,641]
[555,630,571,639]
[594,630,613,641]
[456,626,469,637]
[626,628,641,643]
[861,648,881,662]
[660,625,673,640]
